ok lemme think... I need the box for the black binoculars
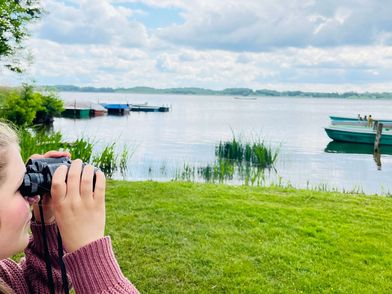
[19,157,97,198]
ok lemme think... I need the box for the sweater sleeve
[63,237,140,294]
[21,222,71,293]
[0,259,29,293]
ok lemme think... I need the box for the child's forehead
[7,146,25,175]
[0,146,24,189]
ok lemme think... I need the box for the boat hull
[129,105,170,112]
[325,126,392,146]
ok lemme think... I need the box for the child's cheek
[15,197,30,224]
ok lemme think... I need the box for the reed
[216,136,278,168]
[18,127,129,178]
[175,163,196,181]
[19,128,65,161]
[92,143,117,178]
[119,146,130,178]
[198,159,235,183]
[67,138,94,163]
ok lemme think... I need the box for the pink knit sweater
[0,222,139,293]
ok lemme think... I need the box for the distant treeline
[46,85,392,99]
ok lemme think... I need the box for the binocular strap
[38,200,69,294]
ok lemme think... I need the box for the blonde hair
[0,122,18,293]
[0,122,19,186]
[0,283,13,294]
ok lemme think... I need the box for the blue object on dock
[100,103,130,115]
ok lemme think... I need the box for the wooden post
[374,123,383,153]
[373,120,378,131]
[373,123,383,170]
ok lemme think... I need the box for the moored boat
[329,116,392,128]
[325,125,392,146]
[129,104,170,112]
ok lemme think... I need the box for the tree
[33,90,64,124]
[0,0,42,72]
[0,84,64,126]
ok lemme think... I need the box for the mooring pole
[374,122,383,153]
[373,122,383,170]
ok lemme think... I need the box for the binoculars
[19,157,97,198]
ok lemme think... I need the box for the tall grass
[216,136,278,168]
[67,138,94,163]
[18,128,130,178]
[92,143,117,177]
[198,159,235,183]
[19,128,66,160]
[174,136,279,185]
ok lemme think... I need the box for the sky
[2,0,392,92]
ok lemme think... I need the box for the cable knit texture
[0,222,139,293]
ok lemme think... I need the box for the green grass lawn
[105,181,392,293]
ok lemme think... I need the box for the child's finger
[67,159,83,197]
[44,150,71,158]
[93,170,106,204]
[51,165,68,204]
[80,164,94,199]
[29,153,44,159]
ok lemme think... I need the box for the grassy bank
[105,181,392,293]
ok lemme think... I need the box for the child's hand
[30,150,71,224]
[51,159,106,253]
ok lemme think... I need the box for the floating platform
[90,103,108,116]
[129,104,170,112]
[62,108,91,119]
[100,103,130,115]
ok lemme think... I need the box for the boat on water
[329,116,392,128]
[329,115,392,125]
[325,125,392,146]
[129,104,170,112]
[233,97,257,100]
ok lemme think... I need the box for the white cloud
[3,0,392,92]
[33,0,150,47]
[157,0,392,50]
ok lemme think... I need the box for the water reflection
[324,141,392,155]
[324,141,392,171]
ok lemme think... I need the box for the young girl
[0,122,139,293]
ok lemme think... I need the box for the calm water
[55,92,392,194]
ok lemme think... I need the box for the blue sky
[115,2,184,29]
[1,0,392,92]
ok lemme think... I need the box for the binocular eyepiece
[20,157,97,198]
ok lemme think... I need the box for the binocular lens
[20,157,98,198]
[20,173,48,197]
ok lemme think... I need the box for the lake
[55,92,392,195]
